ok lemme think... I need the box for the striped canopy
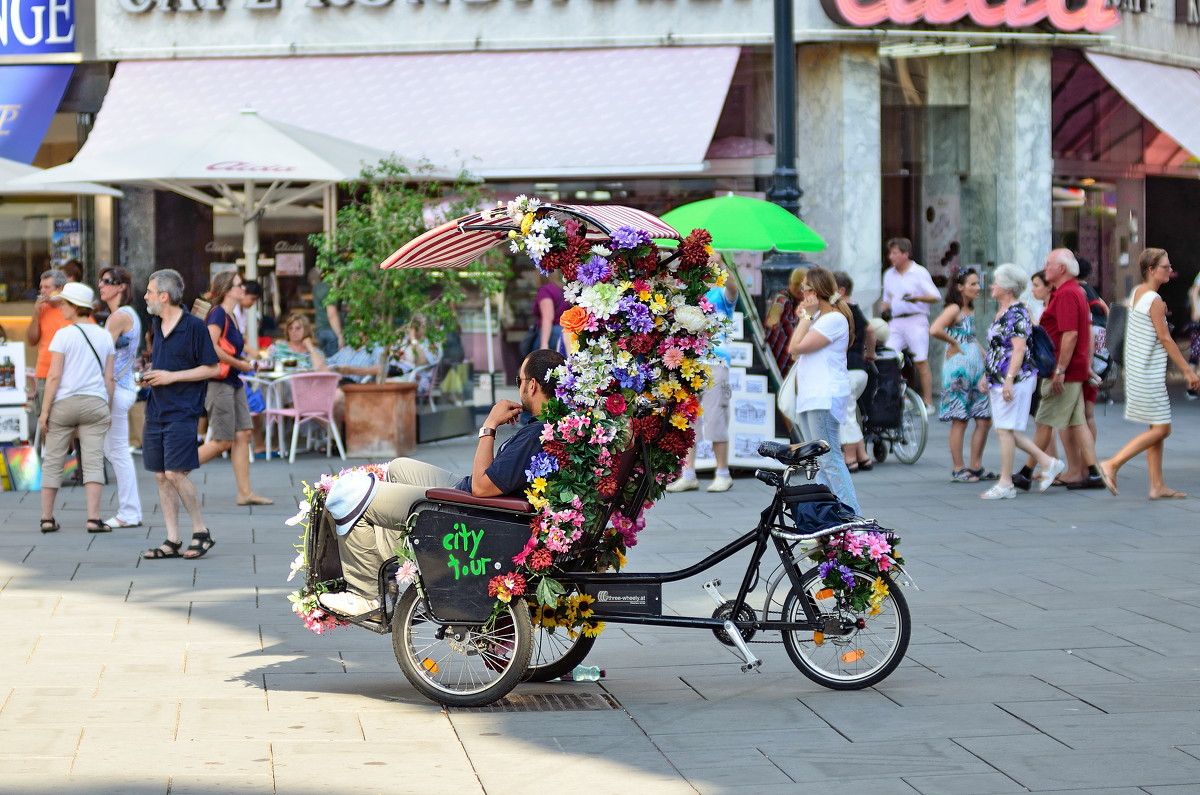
[380,203,681,270]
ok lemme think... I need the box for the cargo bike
[301,403,911,708]
[295,199,911,707]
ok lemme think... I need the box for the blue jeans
[317,328,339,358]
[796,409,861,515]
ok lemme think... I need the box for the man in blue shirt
[667,266,739,493]
[318,349,565,616]
[140,269,221,561]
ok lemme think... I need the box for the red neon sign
[821,0,1121,33]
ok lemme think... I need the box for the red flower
[529,549,554,570]
[632,415,662,441]
[597,475,619,497]
[604,393,627,415]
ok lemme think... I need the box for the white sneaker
[665,477,699,493]
[318,592,380,617]
[1038,458,1066,492]
[707,475,734,493]
[980,484,1016,500]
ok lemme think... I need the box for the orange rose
[559,305,590,334]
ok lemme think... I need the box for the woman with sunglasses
[786,266,860,514]
[196,270,273,507]
[1100,248,1200,498]
[97,267,144,527]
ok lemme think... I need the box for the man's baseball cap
[326,470,380,535]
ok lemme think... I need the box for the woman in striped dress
[1100,249,1200,498]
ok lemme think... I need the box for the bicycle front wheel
[893,388,928,464]
[781,568,910,690]
[392,588,532,707]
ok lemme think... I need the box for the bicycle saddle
[424,487,533,513]
[757,440,831,465]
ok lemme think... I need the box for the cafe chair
[263,372,346,464]
[410,362,441,411]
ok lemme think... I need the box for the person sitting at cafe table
[267,313,328,372]
[317,349,564,617]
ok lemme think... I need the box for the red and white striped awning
[380,203,680,270]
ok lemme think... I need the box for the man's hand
[484,400,522,429]
[1050,372,1065,396]
[141,369,174,387]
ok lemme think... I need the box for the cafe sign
[821,0,1121,33]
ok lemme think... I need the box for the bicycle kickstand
[722,620,762,673]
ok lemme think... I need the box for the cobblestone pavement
[3,392,1200,794]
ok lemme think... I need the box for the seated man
[319,349,565,617]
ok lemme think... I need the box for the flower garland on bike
[492,196,729,636]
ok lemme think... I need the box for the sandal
[951,468,980,483]
[39,518,60,534]
[237,495,274,506]
[86,519,112,534]
[846,461,860,473]
[856,459,874,472]
[183,532,216,559]
[143,540,183,559]
[970,468,1000,481]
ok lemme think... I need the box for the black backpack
[1028,325,1057,378]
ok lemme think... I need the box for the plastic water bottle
[562,665,604,682]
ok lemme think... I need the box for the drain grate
[451,692,621,712]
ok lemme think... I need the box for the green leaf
[535,576,566,608]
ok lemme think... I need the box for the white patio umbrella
[0,155,123,197]
[11,109,452,341]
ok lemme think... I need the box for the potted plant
[310,156,504,457]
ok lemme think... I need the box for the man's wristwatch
[478,426,496,439]
[1054,368,1065,376]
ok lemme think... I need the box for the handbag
[777,365,799,419]
[212,314,238,380]
[1027,325,1057,378]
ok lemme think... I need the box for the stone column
[795,43,883,309]
[119,188,214,303]
[967,46,1053,273]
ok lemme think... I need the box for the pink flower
[316,474,335,492]
[395,559,418,586]
[662,347,685,369]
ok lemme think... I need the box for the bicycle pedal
[740,660,763,673]
[702,579,728,607]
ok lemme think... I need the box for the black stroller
[860,345,928,464]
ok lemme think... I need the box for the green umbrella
[659,193,826,252]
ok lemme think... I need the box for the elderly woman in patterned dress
[929,269,993,482]
[1100,249,1200,498]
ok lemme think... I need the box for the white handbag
[777,365,799,419]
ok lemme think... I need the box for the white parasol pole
[242,180,260,345]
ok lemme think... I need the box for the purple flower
[839,565,857,588]
[818,560,835,578]
[611,226,651,250]
[525,452,559,481]
[578,255,611,286]
[614,367,645,391]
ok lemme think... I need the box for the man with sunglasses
[317,350,565,616]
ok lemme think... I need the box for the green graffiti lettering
[447,553,461,580]
[443,523,490,578]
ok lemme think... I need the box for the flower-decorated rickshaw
[287,198,912,707]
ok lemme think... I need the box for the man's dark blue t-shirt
[455,421,546,497]
[147,312,220,423]
[205,305,244,388]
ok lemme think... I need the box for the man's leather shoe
[1065,475,1105,490]
[1012,472,1032,492]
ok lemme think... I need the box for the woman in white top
[787,267,860,514]
[38,282,116,534]
[98,266,143,528]
[1100,248,1200,498]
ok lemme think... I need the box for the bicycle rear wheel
[781,569,910,689]
[892,388,927,464]
[523,620,596,682]
[392,588,532,707]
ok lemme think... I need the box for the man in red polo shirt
[1015,249,1114,493]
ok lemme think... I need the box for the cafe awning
[1084,52,1200,161]
[82,47,741,179]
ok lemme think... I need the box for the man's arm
[326,304,344,348]
[25,301,42,346]
[470,400,523,496]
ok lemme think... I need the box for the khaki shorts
[1034,380,1085,429]
[204,381,253,441]
[699,364,731,444]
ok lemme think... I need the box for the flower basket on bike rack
[407,510,534,623]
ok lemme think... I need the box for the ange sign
[821,0,1121,33]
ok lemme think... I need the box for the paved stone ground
[3,391,1200,794]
